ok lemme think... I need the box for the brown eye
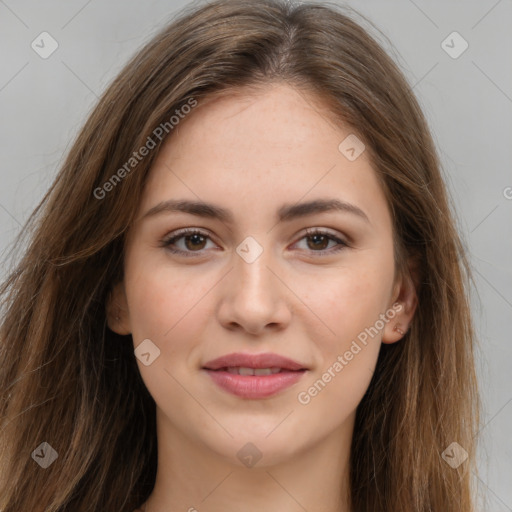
[294,229,348,255]
[306,233,331,251]
[183,234,207,251]
[161,229,217,256]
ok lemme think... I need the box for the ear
[106,281,131,335]
[382,257,419,344]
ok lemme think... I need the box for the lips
[202,352,307,399]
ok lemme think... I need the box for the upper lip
[202,352,307,371]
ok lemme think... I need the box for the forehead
[168,83,344,164]
[138,83,390,232]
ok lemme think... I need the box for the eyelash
[160,227,349,257]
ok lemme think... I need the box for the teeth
[254,368,273,376]
[239,367,256,376]
[225,367,282,375]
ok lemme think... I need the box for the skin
[108,82,417,512]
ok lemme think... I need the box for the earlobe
[106,281,132,335]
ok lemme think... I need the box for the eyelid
[162,227,213,241]
[300,226,348,242]
[292,227,349,255]
[160,227,217,256]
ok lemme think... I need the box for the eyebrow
[141,198,370,224]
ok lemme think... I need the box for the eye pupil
[185,234,206,250]
[307,234,329,250]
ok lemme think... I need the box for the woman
[0,0,480,511]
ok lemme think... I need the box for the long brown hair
[0,1,481,510]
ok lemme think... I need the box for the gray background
[0,0,511,510]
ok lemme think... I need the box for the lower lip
[203,369,306,399]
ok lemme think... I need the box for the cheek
[295,268,389,420]
[124,259,218,356]
[295,253,394,402]
[123,261,215,402]
[296,348,378,431]
[304,261,395,344]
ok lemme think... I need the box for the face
[108,82,416,467]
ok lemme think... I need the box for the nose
[216,245,292,336]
